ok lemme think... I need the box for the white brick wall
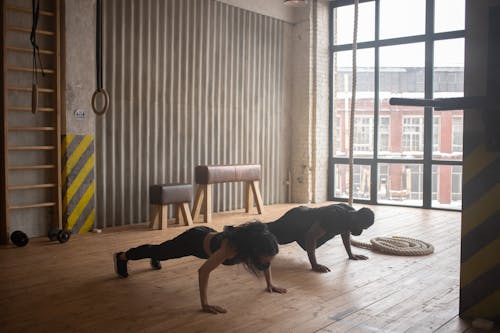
[289,0,330,203]
[290,20,312,203]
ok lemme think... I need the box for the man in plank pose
[266,203,374,272]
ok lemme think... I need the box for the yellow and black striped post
[460,132,500,324]
[61,135,95,234]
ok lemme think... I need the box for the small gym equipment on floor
[10,230,29,247]
[192,164,264,223]
[47,227,71,244]
[149,184,193,230]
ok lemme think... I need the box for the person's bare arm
[198,240,236,314]
[263,266,287,293]
[304,223,330,272]
[341,232,368,260]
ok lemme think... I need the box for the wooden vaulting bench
[192,164,264,223]
[149,184,193,229]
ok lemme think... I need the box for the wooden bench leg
[150,204,160,229]
[192,185,205,222]
[203,184,212,223]
[150,204,168,230]
[176,204,182,224]
[250,180,264,214]
[180,202,193,226]
[159,204,168,229]
[245,181,253,213]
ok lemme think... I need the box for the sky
[334,0,465,67]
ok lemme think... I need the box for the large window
[330,0,464,210]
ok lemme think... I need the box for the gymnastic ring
[91,88,110,115]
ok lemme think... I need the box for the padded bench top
[195,164,261,184]
[149,183,192,204]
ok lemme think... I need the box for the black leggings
[125,226,216,261]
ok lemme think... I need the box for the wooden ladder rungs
[8,183,56,190]
[6,106,55,112]
[5,46,55,55]
[8,146,56,151]
[6,66,55,74]
[9,202,57,210]
[7,26,55,36]
[8,165,56,170]
[7,86,55,93]
[8,127,56,131]
[6,5,55,16]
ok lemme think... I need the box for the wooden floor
[0,203,495,333]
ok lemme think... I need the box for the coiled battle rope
[351,236,434,256]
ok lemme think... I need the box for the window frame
[328,0,465,210]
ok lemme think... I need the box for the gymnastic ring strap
[91,88,110,115]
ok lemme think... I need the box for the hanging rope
[30,0,45,114]
[345,1,433,256]
[351,236,434,256]
[92,0,110,115]
[348,0,359,206]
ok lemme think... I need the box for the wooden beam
[9,202,56,209]
[8,164,56,170]
[175,204,182,224]
[6,4,55,16]
[0,0,8,244]
[180,202,193,226]
[245,181,253,213]
[149,204,160,229]
[191,185,204,222]
[250,181,264,214]
[203,184,212,223]
[8,183,57,190]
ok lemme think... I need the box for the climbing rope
[351,236,434,256]
[92,0,110,115]
[348,0,359,206]
[346,1,433,256]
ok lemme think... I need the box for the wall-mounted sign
[74,109,86,120]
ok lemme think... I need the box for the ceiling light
[284,0,308,7]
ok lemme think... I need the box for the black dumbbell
[47,228,71,244]
[10,230,29,247]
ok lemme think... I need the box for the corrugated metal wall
[96,0,290,227]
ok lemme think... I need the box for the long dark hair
[223,221,279,275]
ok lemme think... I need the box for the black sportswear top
[210,231,242,265]
[266,203,355,251]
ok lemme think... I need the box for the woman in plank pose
[114,222,286,314]
[267,203,374,272]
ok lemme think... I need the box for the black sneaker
[150,258,162,270]
[114,252,128,278]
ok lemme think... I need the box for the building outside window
[452,116,463,153]
[379,116,390,152]
[402,117,424,152]
[354,117,373,152]
[452,165,462,202]
[433,116,440,153]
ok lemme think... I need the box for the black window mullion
[328,0,335,200]
[423,0,435,208]
[371,0,380,205]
